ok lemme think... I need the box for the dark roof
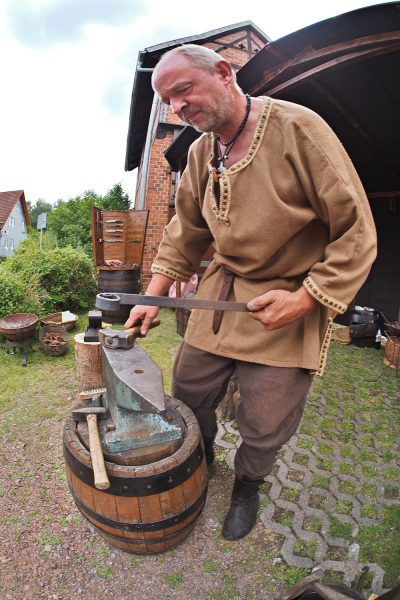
[0,190,31,229]
[124,21,269,171]
[165,2,400,196]
[237,2,400,195]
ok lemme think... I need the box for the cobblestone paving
[215,341,400,594]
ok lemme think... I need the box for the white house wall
[0,199,28,257]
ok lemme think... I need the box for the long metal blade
[119,293,249,312]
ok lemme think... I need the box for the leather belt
[212,268,235,334]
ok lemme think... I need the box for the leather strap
[212,268,235,334]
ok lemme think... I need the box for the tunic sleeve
[293,113,377,313]
[151,143,214,283]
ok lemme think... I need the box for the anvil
[97,328,183,454]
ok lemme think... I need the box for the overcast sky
[0,0,386,205]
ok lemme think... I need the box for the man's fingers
[247,292,275,312]
[125,306,160,335]
[139,316,154,336]
[124,310,143,330]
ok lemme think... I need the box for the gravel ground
[2,312,398,599]
[0,365,285,600]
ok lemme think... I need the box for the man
[125,44,377,541]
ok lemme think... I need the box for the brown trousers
[172,343,313,480]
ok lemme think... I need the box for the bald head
[152,44,239,91]
[151,44,245,136]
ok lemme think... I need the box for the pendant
[217,165,225,174]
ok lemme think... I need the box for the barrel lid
[76,405,185,466]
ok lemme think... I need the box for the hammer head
[98,328,135,350]
[96,293,121,311]
[72,406,107,422]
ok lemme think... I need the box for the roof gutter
[137,73,158,210]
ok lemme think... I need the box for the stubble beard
[183,93,234,134]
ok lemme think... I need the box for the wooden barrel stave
[97,268,141,324]
[88,515,200,553]
[66,461,207,553]
[66,455,207,526]
[79,499,204,552]
[63,397,207,553]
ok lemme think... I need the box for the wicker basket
[42,311,78,331]
[39,324,69,356]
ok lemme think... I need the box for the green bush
[36,247,96,311]
[0,267,43,317]
[3,235,96,314]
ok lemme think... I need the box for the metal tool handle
[86,413,110,490]
[96,292,249,313]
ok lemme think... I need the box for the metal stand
[5,337,35,366]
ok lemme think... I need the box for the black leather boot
[203,437,215,466]
[222,475,263,540]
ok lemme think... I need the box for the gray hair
[153,43,238,84]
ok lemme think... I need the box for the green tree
[26,199,53,228]
[46,184,131,256]
[47,191,98,255]
[99,183,130,211]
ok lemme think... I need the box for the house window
[4,236,8,249]
[9,216,15,227]
[21,222,26,233]
[10,238,15,250]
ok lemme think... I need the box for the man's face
[153,54,234,134]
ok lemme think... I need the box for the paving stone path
[215,341,400,594]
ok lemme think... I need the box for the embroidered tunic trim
[303,275,347,314]
[151,263,190,283]
[208,97,273,224]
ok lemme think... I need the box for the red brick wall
[207,31,266,69]
[140,28,267,287]
[141,129,175,288]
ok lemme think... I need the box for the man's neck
[217,94,249,144]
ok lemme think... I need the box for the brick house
[125,22,270,287]
[0,190,31,258]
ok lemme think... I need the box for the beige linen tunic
[152,98,377,373]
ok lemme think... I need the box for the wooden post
[74,333,105,395]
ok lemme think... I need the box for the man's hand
[124,305,160,336]
[124,273,174,336]
[247,286,317,330]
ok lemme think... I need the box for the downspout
[138,75,158,210]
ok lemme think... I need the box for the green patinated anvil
[97,329,183,454]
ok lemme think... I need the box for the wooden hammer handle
[124,319,161,338]
[86,413,110,490]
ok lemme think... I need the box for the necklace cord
[216,95,251,172]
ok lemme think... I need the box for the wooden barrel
[97,268,141,324]
[63,396,208,554]
[384,336,400,369]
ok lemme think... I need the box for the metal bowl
[42,311,78,331]
[0,313,39,342]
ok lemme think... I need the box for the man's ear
[215,60,234,85]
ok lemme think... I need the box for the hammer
[72,406,110,490]
[124,319,160,338]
